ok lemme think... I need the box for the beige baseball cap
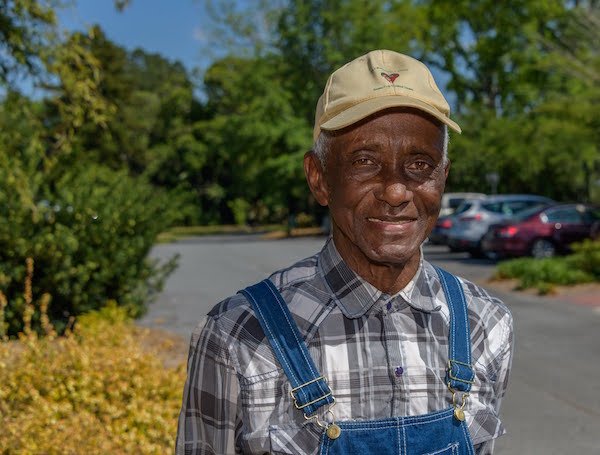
[314,49,461,141]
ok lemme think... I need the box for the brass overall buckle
[289,376,341,439]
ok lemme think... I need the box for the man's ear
[444,158,451,180]
[303,150,329,207]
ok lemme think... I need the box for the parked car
[429,215,455,245]
[429,193,487,245]
[481,203,600,259]
[446,194,554,256]
[439,192,486,218]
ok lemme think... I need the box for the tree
[421,0,599,201]
[199,54,311,224]
[0,1,181,335]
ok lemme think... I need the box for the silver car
[439,192,486,218]
[446,194,554,256]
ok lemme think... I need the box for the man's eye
[354,158,374,166]
[409,161,431,171]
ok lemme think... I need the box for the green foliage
[494,239,600,293]
[430,1,600,200]
[0,302,186,453]
[227,198,251,226]
[0,155,179,336]
[0,2,185,336]
[200,54,313,224]
[569,239,600,278]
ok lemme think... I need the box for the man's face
[306,109,449,274]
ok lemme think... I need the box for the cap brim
[320,96,462,135]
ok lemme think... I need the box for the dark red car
[481,203,600,259]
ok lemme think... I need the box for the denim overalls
[240,267,476,455]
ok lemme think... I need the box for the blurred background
[1,0,599,452]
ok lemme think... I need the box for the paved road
[140,236,600,454]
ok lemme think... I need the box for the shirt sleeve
[176,315,242,455]
[475,309,515,454]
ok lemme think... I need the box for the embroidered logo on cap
[381,72,399,83]
[374,66,412,92]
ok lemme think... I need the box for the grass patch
[156,224,328,243]
[493,239,600,294]
[156,224,285,243]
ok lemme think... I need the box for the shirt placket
[381,297,408,417]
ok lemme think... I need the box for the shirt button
[386,301,392,311]
[395,366,404,376]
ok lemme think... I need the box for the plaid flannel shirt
[176,238,514,454]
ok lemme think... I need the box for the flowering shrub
[0,299,186,453]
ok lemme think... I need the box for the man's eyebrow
[407,145,443,156]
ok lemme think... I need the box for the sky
[59,0,210,73]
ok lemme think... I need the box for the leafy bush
[568,239,600,278]
[494,239,600,293]
[0,161,178,336]
[227,197,251,226]
[0,302,186,453]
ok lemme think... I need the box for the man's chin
[364,243,422,267]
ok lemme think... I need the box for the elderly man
[177,50,513,455]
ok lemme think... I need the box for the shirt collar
[318,238,441,319]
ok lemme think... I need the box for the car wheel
[531,239,556,259]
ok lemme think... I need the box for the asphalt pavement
[140,235,600,455]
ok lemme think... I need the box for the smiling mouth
[367,217,416,225]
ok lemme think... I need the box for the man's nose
[374,172,411,207]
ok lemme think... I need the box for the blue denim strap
[239,279,335,417]
[434,267,475,392]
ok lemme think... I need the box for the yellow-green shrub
[0,303,186,453]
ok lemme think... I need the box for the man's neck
[331,237,421,295]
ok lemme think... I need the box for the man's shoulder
[458,274,511,318]
[188,251,324,373]
[204,251,322,323]
[423,261,511,317]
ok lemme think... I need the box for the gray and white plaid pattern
[177,238,513,455]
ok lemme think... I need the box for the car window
[448,198,465,210]
[544,208,584,223]
[502,201,540,215]
[481,202,503,213]
[513,205,546,222]
[454,202,473,215]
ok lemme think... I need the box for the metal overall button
[448,383,469,422]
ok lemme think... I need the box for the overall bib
[240,267,476,455]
